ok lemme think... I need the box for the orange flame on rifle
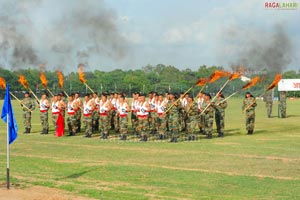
[208,70,230,83]
[229,72,241,80]
[56,70,64,88]
[267,74,282,91]
[242,76,260,90]
[18,75,29,89]
[0,77,6,89]
[78,65,86,83]
[40,72,48,88]
[196,78,208,86]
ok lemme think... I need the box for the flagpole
[6,113,10,189]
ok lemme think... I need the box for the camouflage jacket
[243,97,257,112]
[214,97,227,113]
[21,97,36,112]
[185,101,198,117]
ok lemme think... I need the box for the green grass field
[0,98,300,199]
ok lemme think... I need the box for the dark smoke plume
[221,24,293,73]
[0,0,128,71]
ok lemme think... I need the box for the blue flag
[1,84,18,144]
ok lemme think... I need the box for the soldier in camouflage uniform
[185,96,198,141]
[74,92,82,133]
[200,93,214,139]
[263,89,273,118]
[197,91,205,134]
[92,92,100,133]
[279,91,287,118]
[136,93,150,141]
[156,93,168,139]
[166,93,181,142]
[99,92,112,139]
[21,91,36,134]
[214,91,227,137]
[67,93,78,136]
[131,92,139,135]
[39,92,50,134]
[83,93,95,138]
[117,95,130,140]
[242,92,257,134]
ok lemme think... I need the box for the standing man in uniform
[197,91,205,134]
[67,93,78,136]
[242,92,257,134]
[74,92,82,133]
[279,91,287,118]
[263,88,273,118]
[21,91,36,134]
[92,92,100,133]
[136,93,150,141]
[166,92,181,142]
[214,91,227,137]
[83,93,95,138]
[131,92,139,136]
[39,91,50,134]
[185,96,199,141]
[117,95,130,140]
[156,93,168,140]
[99,92,112,139]
[200,93,215,139]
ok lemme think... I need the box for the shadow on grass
[61,169,96,179]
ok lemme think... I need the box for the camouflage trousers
[186,115,198,135]
[92,110,99,132]
[23,111,32,129]
[266,103,272,118]
[75,110,82,131]
[67,114,77,133]
[179,111,186,130]
[198,114,205,132]
[157,114,167,135]
[40,111,49,130]
[204,114,214,136]
[110,110,119,131]
[279,102,286,118]
[245,110,255,131]
[52,114,59,129]
[131,112,138,132]
[84,115,92,136]
[138,116,149,136]
[148,112,156,131]
[215,111,225,133]
[168,113,179,135]
[119,115,128,135]
[99,115,110,134]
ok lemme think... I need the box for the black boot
[45,129,48,134]
[41,129,45,134]
[191,135,195,141]
[206,134,212,139]
[23,128,28,134]
[101,133,107,140]
[27,128,31,134]
[218,132,224,137]
[122,135,127,140]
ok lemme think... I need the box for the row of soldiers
[19,89,286,142]
[19,90,230,142]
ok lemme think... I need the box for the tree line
[1,64,300,99]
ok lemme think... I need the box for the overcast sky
[0,0,299,72]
